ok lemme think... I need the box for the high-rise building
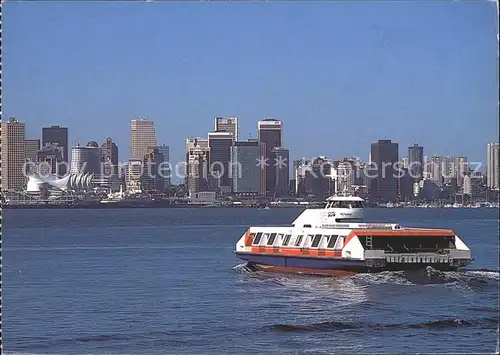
[131,119,157,160]
[42,125,68,176]
[401,157,409,169]
[456,156,468,189]
[125,159,143,191]
[230,139,261,194]
[258,118,283,196]
[442,156,456,184]
[185,138,209,196]
[429,155,443,186]
[208,132,233,193]
[1,117,26,191]
[25,139,40,175]
[70,141,102,177]
[272,147,290,197]
[335,158,357,194]
[101,137,119,177]
[157,144,171,188]
[214,117,238,142]
[37,144,64,177]
[487,142,499,190]
[408,144,424,180]
[370,139,399,202]
[141,146,165,192]
[25,139,40,162]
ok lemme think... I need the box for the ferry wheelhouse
[235,196,472,276]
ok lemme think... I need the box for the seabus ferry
[235,195,472,276]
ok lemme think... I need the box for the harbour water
[3,208,499,354]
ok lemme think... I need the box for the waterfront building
[1,117,26,191]
[208,131,233,194]
[131,119,157,160]
[487,142,499,190]
[258,118,283,196]
[272,147,290,197]
[230,139,261,195]
[369,139,399,202]
[185,137,210,196]
[70,141,102,177]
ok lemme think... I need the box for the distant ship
[235,195,472,276]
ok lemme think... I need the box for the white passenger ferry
[235,195,472,276]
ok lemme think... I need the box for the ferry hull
[236,252,463,275]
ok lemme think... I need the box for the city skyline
[3,2,498,172]
[3,115,497,181]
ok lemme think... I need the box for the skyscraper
[131,119,157,160]
[71,141,102,177]
[258,118,283,196]
[141,146,165,192]
[25,139,40,162]
[272,147,290,197]
[185,137,209,196]
[456,156,468,189]
[214,117,238,142]
[370,139,399,202]
[101,137,119,177]
[208,131,233,193]
[25,139,40,175]
[408,144,424,180]
[487,142,499,190]
[37,144,64,177]
[1,117,26,191]
[230,140,261,194]
[157,144,171,188]
[42,125,68,176]
[429,155,443,186]
[442,156,456,184]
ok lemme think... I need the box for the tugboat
[235,195,472,276]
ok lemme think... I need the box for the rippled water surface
[3,208,499,354]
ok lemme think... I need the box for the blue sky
[3,1,498,177]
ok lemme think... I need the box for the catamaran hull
[236,252,463,275]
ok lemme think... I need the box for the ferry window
[267,233,277,246]
[323,235,330,246]
[335,237,344,250]
[311,234,322,248]
[282,234,292,246]
[294,235,303,247]
[277,234,284,243]
[327,235,338,248]
[253,232,263,245]
[303,224,311,228]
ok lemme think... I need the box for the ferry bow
[235,196,472,276]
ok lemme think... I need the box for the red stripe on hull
[253,264,359,277]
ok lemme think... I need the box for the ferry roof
[326,196,364,201]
